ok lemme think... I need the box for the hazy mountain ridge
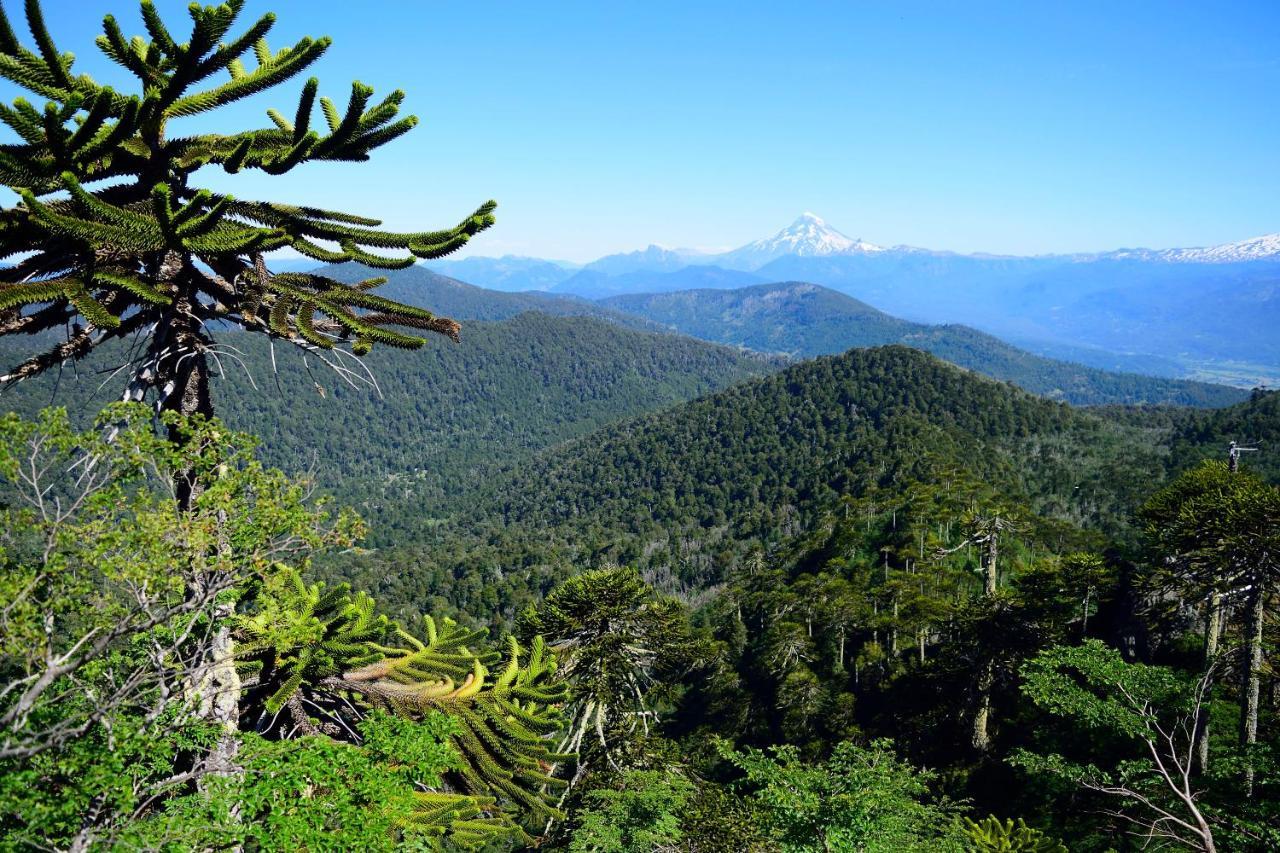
[429,215,1280,382]
[548,264,766,299]
[301,266,1247,407]
[604,282,1248,407]
[422,255,580,292]
[312,263,657,329]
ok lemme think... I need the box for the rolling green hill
[0,313,775,531]
[335,345,1183,624]
[603,281,1248,407]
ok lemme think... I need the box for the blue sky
[18,0,1280,261]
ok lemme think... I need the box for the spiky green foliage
[0,0,492,409]
[407,790,514,852]
[235,568,387,733]
[961,817,1068,852]
[238,567,571,845]
[336,619,573,831]
[517,565,710,803]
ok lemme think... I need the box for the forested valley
[1,2,1277,851]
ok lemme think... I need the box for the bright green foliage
[0,404,356,848]
[567,769,695,853]
[337,620,573,834]
[1018,642,1195,741]
[962,816,1068,852]
[0,702,221,850]
[238,567,572,843]
[719,738,965,852]
[236,568,387,728]
[0,0,492,400]
[125,711,503,851]
[1012,642,1226,851]
[0,406,572,849]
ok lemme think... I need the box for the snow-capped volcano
[1104,233,1280,263]
[716,213,883,270]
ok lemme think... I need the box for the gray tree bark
[1240,583,1264,797]
[1194,593,1223,773]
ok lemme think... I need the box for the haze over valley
[427,213,1280,388]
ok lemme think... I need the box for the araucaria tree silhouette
[0,0,493,427]
[0,0,498,805]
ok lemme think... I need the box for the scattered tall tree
[1141,461,1280,794]
[937,506,1023,752]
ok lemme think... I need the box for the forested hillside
[5,2,1276,851]
[0,313,775,529]
[315,346,1277,851]
[604,282,1248,406]
[287,267,1246,407]
[332,346,1277,627]
[327,346,1169,622]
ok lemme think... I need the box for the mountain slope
[746,251,1280,381]
[338,345,1173,623]
[0,313,776,527]
[313,263,655,329]
[425,217,1280,381]
[423,255,579,292]
[603,282,1247,407]
[549,264,765,299]
[469,346,1153,536]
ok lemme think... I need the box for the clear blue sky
[19,0,1280,261]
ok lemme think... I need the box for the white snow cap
[1107,233,1280,263]
[761,213,883,257]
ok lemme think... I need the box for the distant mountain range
[604,282,1247,407]
[287,265,1245,409]
[423,214,1280,385]
[547,265,765,300]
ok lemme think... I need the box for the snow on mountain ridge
[1103,234,1280,263]
[715,212,884,270]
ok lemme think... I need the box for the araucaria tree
[0,0,493,425]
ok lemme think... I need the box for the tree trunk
[971,662,994,753]
[157,291,215,507]
[984,524,999,596]
[154,294,242,788]
[971,523,1000,752]
[890,596,898,657]
[1194,593,1223,773]
[1240,583,1264,796]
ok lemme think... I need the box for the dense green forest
[319,345,1202,625]
[1,2,1276,851]
[0,314,774,532]
[314,348,1278,850]
[603,282,1248,407]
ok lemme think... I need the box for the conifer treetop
[0,0,494,407]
